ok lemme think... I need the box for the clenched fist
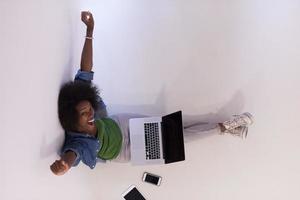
[81,11,94,31]
[50,159,70,176]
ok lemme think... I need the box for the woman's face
[76,100,96,134]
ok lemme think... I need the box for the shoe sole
[242,126,248,139]
[242,112,254,125]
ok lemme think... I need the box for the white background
[1,0,300,199]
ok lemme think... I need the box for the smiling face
[75,100,97,135]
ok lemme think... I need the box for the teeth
[88,119,95,123]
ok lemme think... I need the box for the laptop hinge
[160,121,167,160]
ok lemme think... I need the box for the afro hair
[58,81,100,131]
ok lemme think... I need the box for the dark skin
[50,11,96,176]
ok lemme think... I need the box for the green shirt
[95,118,123,160]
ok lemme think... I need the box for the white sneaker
[225,126,248,139]
[222,112,254,130]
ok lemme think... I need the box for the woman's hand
[50,159,70,176]
[81,11,94,31]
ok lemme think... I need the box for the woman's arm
[50,151,77,176]
[80,11,94,72]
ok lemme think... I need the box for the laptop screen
[161,111,185,164]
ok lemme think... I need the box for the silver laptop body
[129,116,164,165]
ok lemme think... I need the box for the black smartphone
[142,172,162,186]
[122,185,146,200]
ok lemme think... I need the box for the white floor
[1,1,300,200]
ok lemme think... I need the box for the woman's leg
[182,118,223,142]
[183,112,253,141]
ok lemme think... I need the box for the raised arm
[80,11,94,72]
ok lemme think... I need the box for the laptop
[129,111,185,165]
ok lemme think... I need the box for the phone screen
[145,174,160,185]
[124,187,146,200]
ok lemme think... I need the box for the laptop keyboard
[144,122,161,160]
